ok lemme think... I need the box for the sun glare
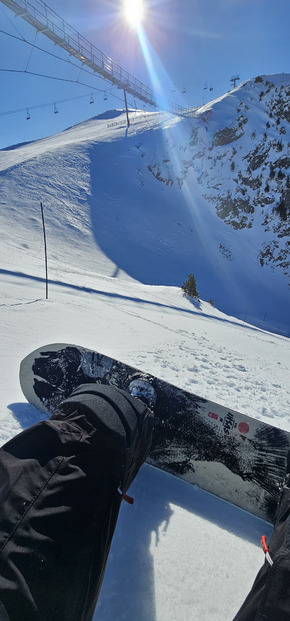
[124,0,144,28]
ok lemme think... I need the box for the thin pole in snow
[124,90,130,128]
[40,202,48,299]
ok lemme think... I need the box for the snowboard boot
[127,374,157,410]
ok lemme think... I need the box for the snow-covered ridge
[0,74,289,334]
[190,74,290,273]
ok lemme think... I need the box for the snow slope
[1,82,290,619]
[1,78,289,335]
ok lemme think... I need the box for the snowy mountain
[0,73,289,335]
[190,74,290,277]
[1,74,290,621]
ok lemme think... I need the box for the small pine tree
[182,273,199,299]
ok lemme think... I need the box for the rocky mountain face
[146,74,290,281]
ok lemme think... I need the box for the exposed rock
[213,126,244,146]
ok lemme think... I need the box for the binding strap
[118,488,134,505]
[261,535,273,566]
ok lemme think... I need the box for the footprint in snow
[233,364,247,372]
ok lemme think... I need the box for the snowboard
[20,343,290,523]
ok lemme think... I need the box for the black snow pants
[0,384,154,621]
[234,487,290,620]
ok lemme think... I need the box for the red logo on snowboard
[208,411,218,420]
[238,422,250,434]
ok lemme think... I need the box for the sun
[124,0,144,28]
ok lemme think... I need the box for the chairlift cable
[25,29,37,73]
[0,4,25,41]
[0,82,104,117]
[0,28,112,85]
[0,69,139,118]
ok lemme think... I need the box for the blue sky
[0,0,290,149]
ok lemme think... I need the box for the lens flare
[124,0,144,28]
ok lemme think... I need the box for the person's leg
[0,384,153,621]
[233,485,290,620]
